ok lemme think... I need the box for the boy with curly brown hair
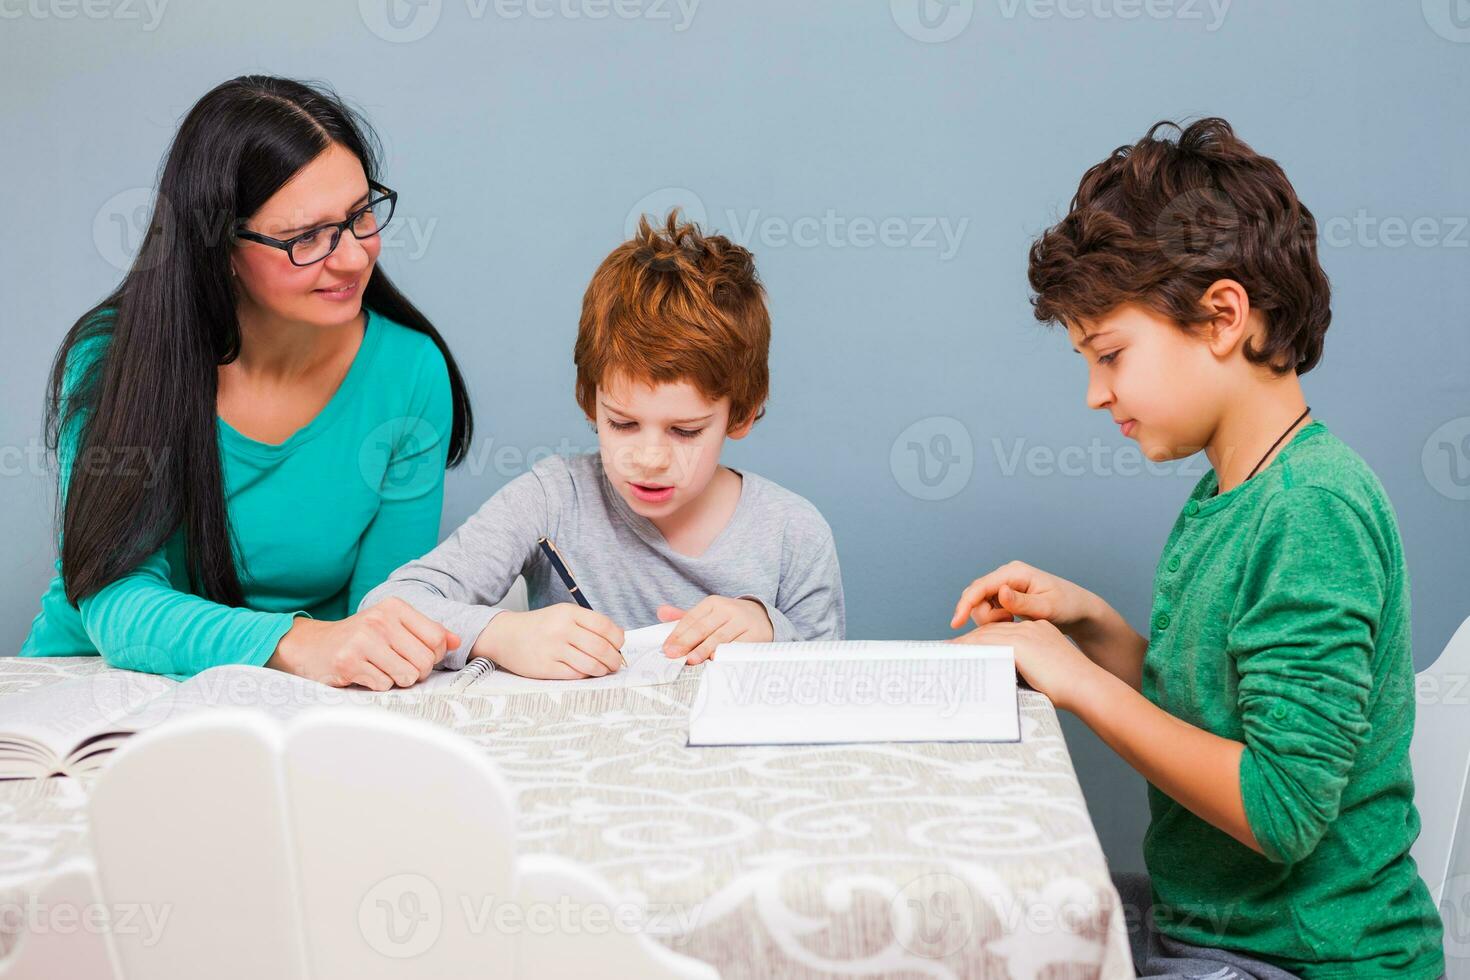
[953,119,1444,978]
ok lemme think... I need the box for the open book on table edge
[0,622,688,779]
[686,640,1020,747]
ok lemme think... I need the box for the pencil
[537,536,626,667]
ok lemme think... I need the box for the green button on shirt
[19,309,452,680]
[1142,421,1444,977]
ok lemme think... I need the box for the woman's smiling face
[232,142,381,327]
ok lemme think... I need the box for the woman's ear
[1200,279,1253,359]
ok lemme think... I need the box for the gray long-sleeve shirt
[360,453,846,669]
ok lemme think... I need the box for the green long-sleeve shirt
[1142,420,1443,977]
[19,308,452,680]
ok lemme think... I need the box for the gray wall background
[3,0,1467,871]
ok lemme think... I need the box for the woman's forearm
[82,550,295,678]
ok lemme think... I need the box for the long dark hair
[50,75,474,607]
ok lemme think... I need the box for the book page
[0,670,176,769]
[689,642,1018,746]
[50,666,383,777]
[104,664,371,733]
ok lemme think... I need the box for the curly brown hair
[575,210,770,428]
[1027,118,1331,374]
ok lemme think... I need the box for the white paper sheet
[414,621,687,694]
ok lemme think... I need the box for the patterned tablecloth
[0,655,1133,979]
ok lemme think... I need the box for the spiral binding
[448,656,495,693]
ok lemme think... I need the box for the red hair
[575,210,770,427]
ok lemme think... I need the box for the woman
[21,76,472,691]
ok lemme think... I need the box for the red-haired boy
[364,212,845,678]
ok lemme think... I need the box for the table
[0,656,1133,979]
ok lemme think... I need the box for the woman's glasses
[235,182,397,267]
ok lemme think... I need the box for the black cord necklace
[1226,406,1310,494]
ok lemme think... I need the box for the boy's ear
[1200,278,1254,359]
[726,411,758,440]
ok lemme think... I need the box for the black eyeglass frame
[234,182,398,266]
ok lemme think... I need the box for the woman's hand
[267,597,458,691]
[658,597,774,664]
[475,604,626,680]
[953,619,1105,713]
[949,561,1103,635]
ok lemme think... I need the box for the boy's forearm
[1068,596,1149,690]
[1073,670,1264,856]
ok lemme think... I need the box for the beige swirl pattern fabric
[0,656,1132,979]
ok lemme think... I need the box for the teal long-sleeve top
[19,309,452,680]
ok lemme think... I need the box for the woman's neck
[1205,375,1310,495]
[233,301,365,381]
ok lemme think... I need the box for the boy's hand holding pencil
[475,604,626,680]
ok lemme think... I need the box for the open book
[0,664,377,780]
[687,640,1019,746]
[412,621,686,694]
[0,623,688,779]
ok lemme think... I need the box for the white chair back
[1410,615,1470,976]
[0,707,715,980]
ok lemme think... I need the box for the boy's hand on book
[953,619,1101,713]
[950,561,1102,636]
[478,604,627,679]
[268,598,458,691]
[658,597,774,665]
